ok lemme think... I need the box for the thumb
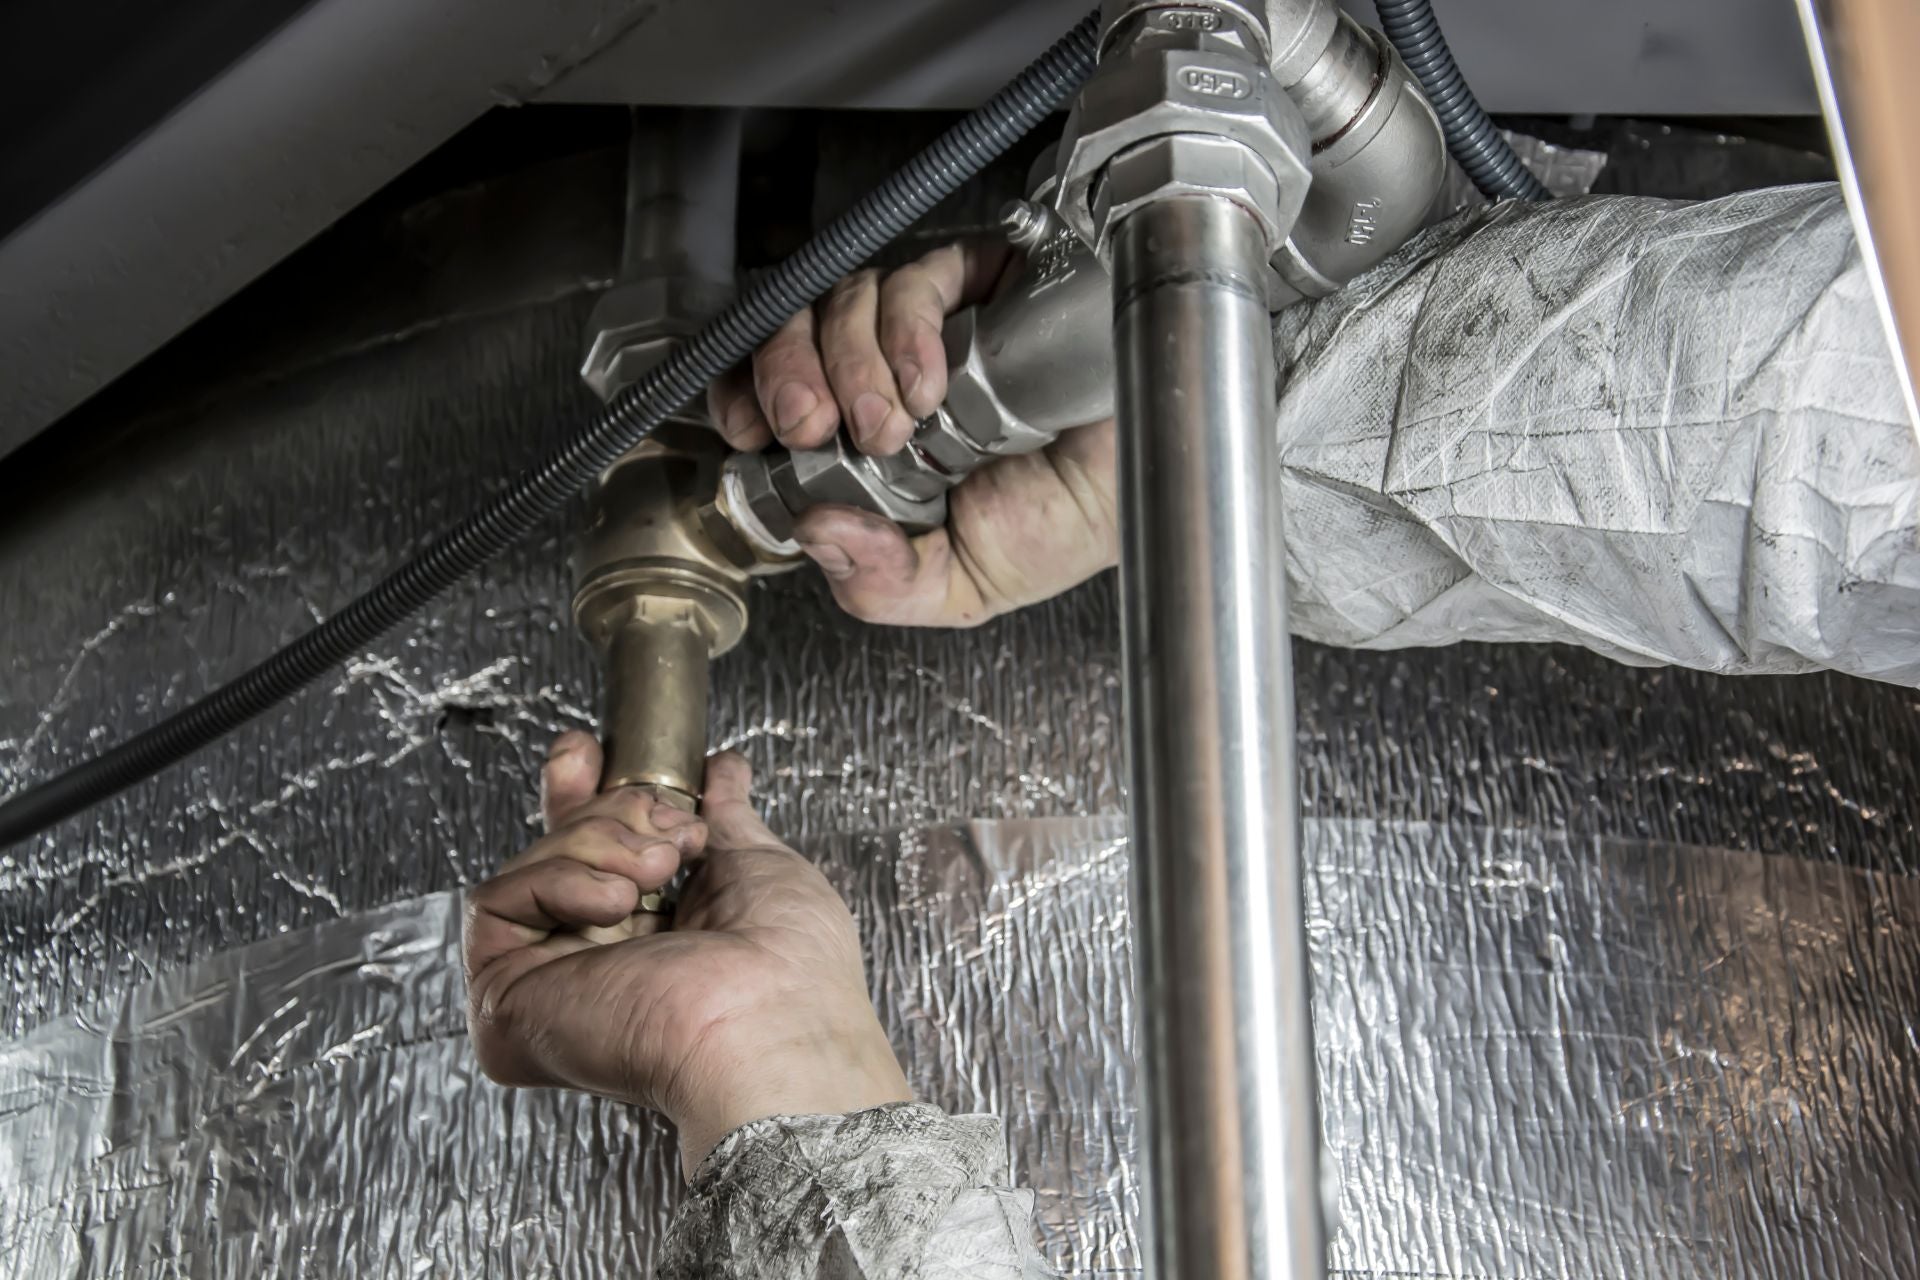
[541,731,603,832]
[700,752,784,850]
[794,505,991,628]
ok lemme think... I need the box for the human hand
[707,239,1119,627]
[463,732,912,1174]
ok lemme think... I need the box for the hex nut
[724,451,801,546]
[720,436,954,552]
[773,434,948,533]
[939,308,1049,457]
[1095,133,1289,253]
[912,406,991,476]
[1098,2,1271,62]
[580,275,732,402]
[1056,42,1311,258]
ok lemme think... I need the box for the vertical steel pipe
[1111,193,1325,1280]
[620,106,745,286]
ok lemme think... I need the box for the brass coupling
[571,427,795,811]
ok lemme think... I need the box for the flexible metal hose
[0,11,1101,849]
[1373,0,1550,201]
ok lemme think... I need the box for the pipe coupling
[1057,4,1313,260]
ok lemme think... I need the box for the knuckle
[568,815,634,852]
[835,585,890,623]
[753,349,822,395]
[822,355,874,388]
[756,322,816,362]
[469,983,508,1031]
[879,264,930,305]
[605,785,656,820]
[826,269,879,306]
[460,890,492,935]
[752,337,804,375]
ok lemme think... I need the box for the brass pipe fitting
[571,426,796,810]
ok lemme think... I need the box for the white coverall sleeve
[661,1103,1055,1279]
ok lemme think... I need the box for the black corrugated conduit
[0,11,1101,848]
[1374,0,1551,201]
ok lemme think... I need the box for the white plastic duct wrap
[1277,182,1920,684]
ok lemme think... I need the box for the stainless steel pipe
[1112,194,1324,1280]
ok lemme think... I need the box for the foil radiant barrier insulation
[2,138,1917,1276]
[3,819,1916,1277]
[1276,182,1920,684]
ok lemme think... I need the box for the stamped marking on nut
[1153,8,1220,31]
[1180,66,1252,99]
[1346,197,1383,245]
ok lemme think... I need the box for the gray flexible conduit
[0,11,1102,849]
[1374,0,1551,201]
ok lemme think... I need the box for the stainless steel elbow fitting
[713,0,1445,555]
[1270,7,1447,304]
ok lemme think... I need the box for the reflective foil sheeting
[4,819,1916,1277]
[2,121,1917,1276]
[0,892,685,1277]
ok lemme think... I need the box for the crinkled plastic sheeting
[1277,182,1920,683]
[2,135,1917,1275]
[3,819,1916,1276]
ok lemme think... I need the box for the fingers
[541,731,602,833]
[506,807,689,880]
[793,506,991,628]
[465,858,642,975]
[752,307,840,448]
[700,752,783,851]
[707,364,775,451]
[714,240,1012,456]
[471,800,691,974]
[877,241,1013,419]
[571,785,708,849]
[818,271,915,454]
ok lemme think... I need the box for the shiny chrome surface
[1112,193,1324,1280]
[1794,0,1920,437]
[1056,5,1312,258]
[711,5,1445,554]
[1272,14,1447,303]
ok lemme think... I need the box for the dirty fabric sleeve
[1278,182,1920,685]
[662,1103,1053,1280]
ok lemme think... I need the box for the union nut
[1056,40,1312,259]
[579,274,732,403]
[937,307,1060,458]
[1093,133,1292,259]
